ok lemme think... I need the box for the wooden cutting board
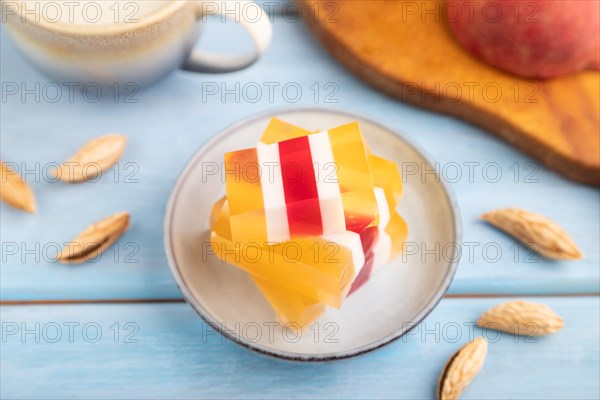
[298,0,600,186]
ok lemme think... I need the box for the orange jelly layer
[210,200,356,308]
[257,212,407,325]
[369,154,403,211]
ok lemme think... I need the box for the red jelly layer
[279,136,323,237]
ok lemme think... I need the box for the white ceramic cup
[1,0,273,87]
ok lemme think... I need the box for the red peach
[446,0,600,79]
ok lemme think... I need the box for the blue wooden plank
[1,16,598,301]
[1,297,598,399]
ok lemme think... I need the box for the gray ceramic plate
[164,108,460,361]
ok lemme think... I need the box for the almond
[438,337,488,400]
[482,208,582,260]
[0,161,36,213]
[57,212,129,264]
[53,134,127,183]
[478,300,564,336]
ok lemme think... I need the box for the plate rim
[163,106,462,362]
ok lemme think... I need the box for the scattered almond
[0,161,36,213]
[57,212,129,264]
[438,337,488,400]
[478,300,563,336]
[52,134,127,183]
[482,208,582,260]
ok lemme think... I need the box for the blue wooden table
[1,5,599,399]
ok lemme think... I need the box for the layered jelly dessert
[209,118,408,326]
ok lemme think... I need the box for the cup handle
[183,0,273,73]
